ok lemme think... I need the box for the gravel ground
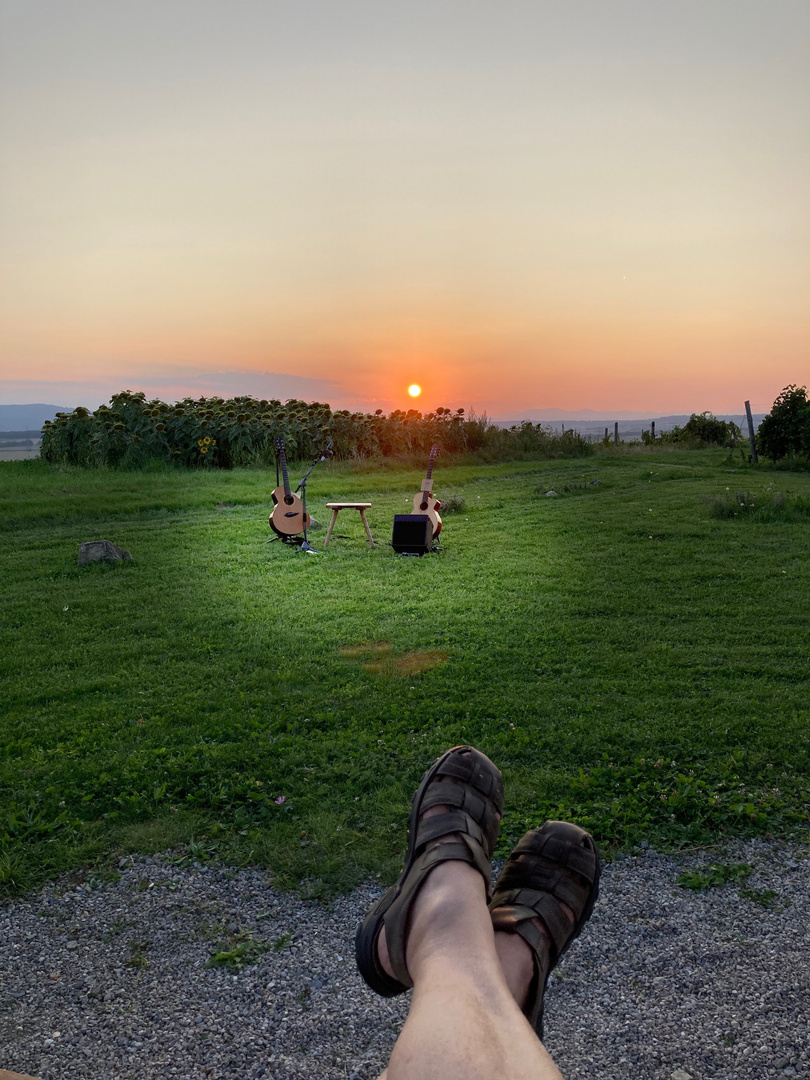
[1,838,808,1080]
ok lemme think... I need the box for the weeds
[677,863,752,890]
[703,490,810,522]
[441,494,466,513]
[125,940,149,970]
[738,887,784,910]
[205,933,270,970]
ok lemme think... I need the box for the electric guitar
[412,444,442,538]
[269,439,310,536]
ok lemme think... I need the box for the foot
[376,765,495,981]
[488,822,601,1037]
[494,900,575,1009]
[355,745,504,996]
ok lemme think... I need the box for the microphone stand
[293,442,333,554]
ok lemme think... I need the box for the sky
[1,0,808,418]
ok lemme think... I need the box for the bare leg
[376,861,563,1080]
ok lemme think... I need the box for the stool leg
[324,509,339,547]
[359,509,375,546]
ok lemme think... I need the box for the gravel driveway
[1,838,807,1080]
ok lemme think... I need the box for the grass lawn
[1,450,809,899]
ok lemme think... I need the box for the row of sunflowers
[40,391,590,468]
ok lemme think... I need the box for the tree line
[39,385,809,469]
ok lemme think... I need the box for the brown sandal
[489,821,601,1038]
[355,745,504,996]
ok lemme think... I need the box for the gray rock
[78,540,132,565]
[546,490,558,497]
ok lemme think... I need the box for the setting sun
[408,384,422,398]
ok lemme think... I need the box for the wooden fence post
[744,400,758,463]
[651,420,655,439]
[614,422,619,445]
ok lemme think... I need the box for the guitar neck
[278,442,292,498]
[424,446,438,487]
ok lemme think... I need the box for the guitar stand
[293,473,323,554]
[267,450,323,553]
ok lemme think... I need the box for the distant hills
[493,413,764,436]
[0,403,73,431]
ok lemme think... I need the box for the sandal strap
[379,746,504,989]
[419,782,501,848]
[384,835,492,984]
[411,808,491,852]
[488,821,600,1038]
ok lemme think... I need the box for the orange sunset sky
[1,1,808,418]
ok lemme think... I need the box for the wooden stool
[1,1071,45,1080]
[324,503,375,547]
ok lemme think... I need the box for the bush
[646,413,741,448]
[757,385,810,463]
[441,495,466,513]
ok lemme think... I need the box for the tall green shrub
[757,385,810,463]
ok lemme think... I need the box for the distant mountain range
[0,403,73,431]
[497,408,656,420]
[494,413,764,435]
[0,402,764,435]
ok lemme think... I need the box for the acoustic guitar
[269,439,310,537]
[412,444,442,538]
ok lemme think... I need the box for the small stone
[78,539,132,565]
[670,1071,693,1080]
[546,490,558,498]
[66,940,79,950]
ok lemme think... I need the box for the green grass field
[1,451,809,899]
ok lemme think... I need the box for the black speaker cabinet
[392,514,432,555]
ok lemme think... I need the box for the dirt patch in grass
[339,642,449,675]
[338,641,392,659]
[392,650,450,675]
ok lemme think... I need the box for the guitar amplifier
[392,514,432,555]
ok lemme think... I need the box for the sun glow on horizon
[408,384,422,398]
